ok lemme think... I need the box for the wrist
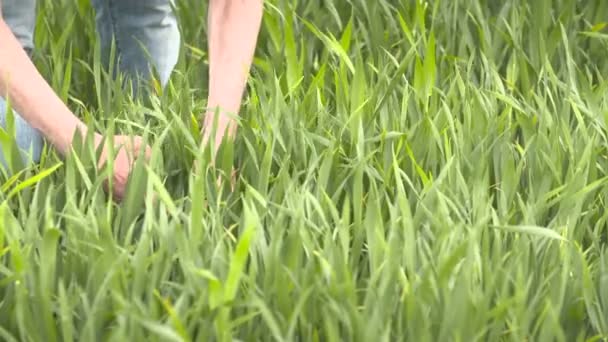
[50,118,97,157]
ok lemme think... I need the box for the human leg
[90,0,181,92]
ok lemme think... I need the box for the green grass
[2,0,608,340]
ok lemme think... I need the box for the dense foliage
[2,0,608,340]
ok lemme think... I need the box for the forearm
[0,18,91,155]
[204,0,263,139]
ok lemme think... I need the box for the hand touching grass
[95,134,151,202]
[197,0,263,193]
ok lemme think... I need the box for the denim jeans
[0,0,180,170]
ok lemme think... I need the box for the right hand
[95,134,152,202]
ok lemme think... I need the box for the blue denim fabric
[91,0,181,91]
[0,0,180,170]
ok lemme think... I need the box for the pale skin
[0,0,263,201]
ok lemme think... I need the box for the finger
[144,145,152,160]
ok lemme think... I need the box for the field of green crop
[2,0,608,340]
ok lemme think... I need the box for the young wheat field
[2,0,608,341]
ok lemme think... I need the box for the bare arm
[0,18,95,154]
[202,0,263,155]
[0,18,149,201]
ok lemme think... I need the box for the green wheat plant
[2,0,608,341]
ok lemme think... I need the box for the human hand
[197,110,238,192]
[95,134,152,202]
